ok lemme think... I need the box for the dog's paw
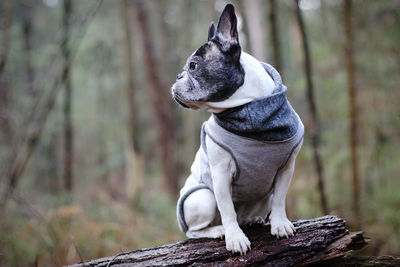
[186,225,225,239]
[270,216,296,238]
[225,226,251,255]
[208,225,225,239]
[240,216,266,226]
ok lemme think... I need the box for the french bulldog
[172,4,304,255]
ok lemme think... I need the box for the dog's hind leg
[182,188,224,238]
[186,225,225,239]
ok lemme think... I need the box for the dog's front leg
[206,135,251,255]
[270,140,303,238]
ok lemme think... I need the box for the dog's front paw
[225,225,251,255]
[270,216,296,238]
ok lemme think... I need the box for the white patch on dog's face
[204,44,220,61]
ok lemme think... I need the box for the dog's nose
[176,72,184,80]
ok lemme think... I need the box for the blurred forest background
[0,0,399,265]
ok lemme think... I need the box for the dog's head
[171,4,244,110]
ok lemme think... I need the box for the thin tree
[156,0,173,72]
[0,0,13,75]
[22,6,35,94]
[0,0,14,178]
[294,0,328,214]
[133,0,179,197]
[119,0,143,201]
[93,52,110,184]
[243,0,265,61]
[344,0,360,228]
[62,0,74,191]
[179,0,197,170]
[268,0,282,72]
[0,0,14,130]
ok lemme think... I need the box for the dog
[171,4,304,255]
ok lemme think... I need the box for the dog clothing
[177,63,304,233]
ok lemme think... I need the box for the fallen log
[321,255,400,266]
[68,215,368,266]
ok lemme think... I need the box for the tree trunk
[243,0,265,61]
[119,0,143,201]
[62,0,74,192]
[0,0,14,148]
[94,53,110,184]
[22,7,35,94]
[344,0,361,228]
[294,0,329,215]
[133,0,179,197]
[178,0,197,171]
[268,0,282,72]
[67,215,367,266]
[324,256,400,266]
[156,0,173,74]
[0,0,13,75]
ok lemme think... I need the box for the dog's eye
[189,62,197,71]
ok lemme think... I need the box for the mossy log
[68,215,370,266]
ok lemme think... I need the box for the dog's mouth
[173,94,190,109]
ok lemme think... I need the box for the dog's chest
[196,116,304,203]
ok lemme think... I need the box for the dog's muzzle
[173,94,190,108]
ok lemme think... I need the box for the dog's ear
[213,3,240,60]
[208,23,215,41]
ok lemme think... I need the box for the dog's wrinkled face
[171,4,244,109]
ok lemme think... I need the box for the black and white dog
[172,4,304,255]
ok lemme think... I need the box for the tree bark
[323,256,400,267]
[67,215,367,266]
[268,0,282,72]
[344,0,361,229]
[294,0,329,215]
[133,0,179,197]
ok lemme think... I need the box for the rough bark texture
[294,0,329,215]
[322,255,400,266]
[67,215,368,267]
[344,0,361,229]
